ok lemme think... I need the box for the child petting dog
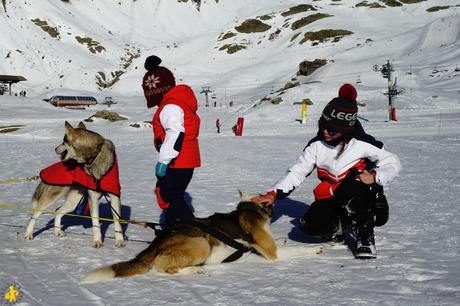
[252,84,401,259]
[142,55,201,225]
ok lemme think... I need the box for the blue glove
[155,162,168,177]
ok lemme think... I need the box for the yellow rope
[0,202,135,224]
[0,176,39,185]
[0,176,155,229]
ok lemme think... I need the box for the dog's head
[55,121,115,180]
[55,121,102,163]
[238,191,274,218]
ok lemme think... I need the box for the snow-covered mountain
[1,0,459,109]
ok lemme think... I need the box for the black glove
[369,183,389,227]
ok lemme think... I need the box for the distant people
[142,55,201,225]
[216,119,221,133]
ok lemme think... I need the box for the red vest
[152,85,201,168]
[40,158,121,196]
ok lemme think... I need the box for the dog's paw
[115,239,126,248]
[179,266,206,275]
[276,245,324,259]
[54,228,65,237]
[315,246,324,255]
[92,240,103,248]
[24,233,34,240]
[274,237,288,247]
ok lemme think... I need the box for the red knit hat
[142,55,176,108]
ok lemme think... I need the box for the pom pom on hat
[144,55,162,71]
[338,83,357,102]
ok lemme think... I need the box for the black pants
[300,180,375,239]
[156,168,194,225]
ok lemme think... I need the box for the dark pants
[300,180,376,240]
[156,168,194,225]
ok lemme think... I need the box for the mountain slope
[0,0,458,109]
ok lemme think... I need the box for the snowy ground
[0,94,459,305]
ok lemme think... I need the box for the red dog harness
[40,157,121,196]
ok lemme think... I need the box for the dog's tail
[81,239,163,284]
[80,265,117,284]
[80,259,153,284]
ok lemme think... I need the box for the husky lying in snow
[24,121,125,248]
[81,192,322,283]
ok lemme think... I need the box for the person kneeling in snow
[252,84,401,259]
[142,55,201,225]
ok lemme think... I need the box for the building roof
[0,75,27,83]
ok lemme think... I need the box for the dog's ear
[64,121,75,137]
[65,121,74,131]
[239,190,257,202]
[77,121,87,130]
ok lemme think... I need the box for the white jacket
[158,104,184,165]
[272,134,401,197]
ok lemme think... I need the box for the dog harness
[40,157,121,196]
[146,219,252,263]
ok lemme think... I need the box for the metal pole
[388,78,393,121]
[386,60,395,121]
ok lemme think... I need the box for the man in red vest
[142,55,201,225]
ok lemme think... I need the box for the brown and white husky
[24,121,125,248]
[81,192,322,283]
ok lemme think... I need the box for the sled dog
[81,192,322,283]
[24,121,125,248]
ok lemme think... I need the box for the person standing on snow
[142,55,201,225]
[252,84,401,259]
[216,118,221,133]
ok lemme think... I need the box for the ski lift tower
[200,86,212,107]
[102,96,116,107]
[373,60,397,121]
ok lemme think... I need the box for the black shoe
[355,237,377,259]
[330,233,346,244]
[353,224,377,259]
[369,184,389,227]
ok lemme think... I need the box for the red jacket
[152,85,201,168]
[40,158,121,196]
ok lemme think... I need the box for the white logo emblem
[330,109,357,126]
[144,74,161,89]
